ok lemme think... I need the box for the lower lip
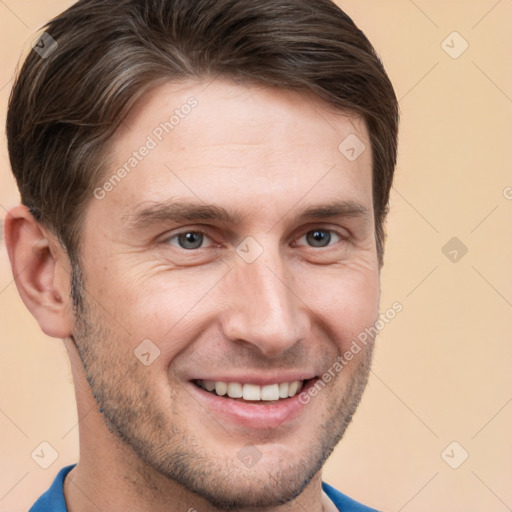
[186,379,317,430]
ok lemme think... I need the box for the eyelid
[295,221,350,237]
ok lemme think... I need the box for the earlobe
[4,204,74,339]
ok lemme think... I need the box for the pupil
[307,230,330,247]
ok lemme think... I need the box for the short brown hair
[7,0,399,281]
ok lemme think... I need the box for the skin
[5,78,380,512]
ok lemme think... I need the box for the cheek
[97,265,230,357]
[296,263,379,345]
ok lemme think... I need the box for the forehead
[114,79,369,156]
[91,78,373,229]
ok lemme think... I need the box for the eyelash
[164,227,347,250]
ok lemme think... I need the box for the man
[4,0,398,510]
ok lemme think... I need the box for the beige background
[1,1,511,511]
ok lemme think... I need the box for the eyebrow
[125,198,369,231]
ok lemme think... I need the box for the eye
[166,230,214,250]
[295,228,343,248]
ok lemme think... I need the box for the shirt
[30,464,380,511]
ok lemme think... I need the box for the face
[71,78,380,509]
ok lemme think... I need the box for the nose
[219,244,311,358]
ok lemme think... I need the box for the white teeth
[198,379,306,401]
[227,382,243,398]
[243,383,261,401]
[215,382,227,396]
[288,381,300,397]
[261,384,280,401]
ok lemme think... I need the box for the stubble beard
[69,263,375,510]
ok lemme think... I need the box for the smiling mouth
[193,379,312,403]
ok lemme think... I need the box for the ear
[3,204,74,339]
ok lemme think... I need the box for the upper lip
[190,372,316,386]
